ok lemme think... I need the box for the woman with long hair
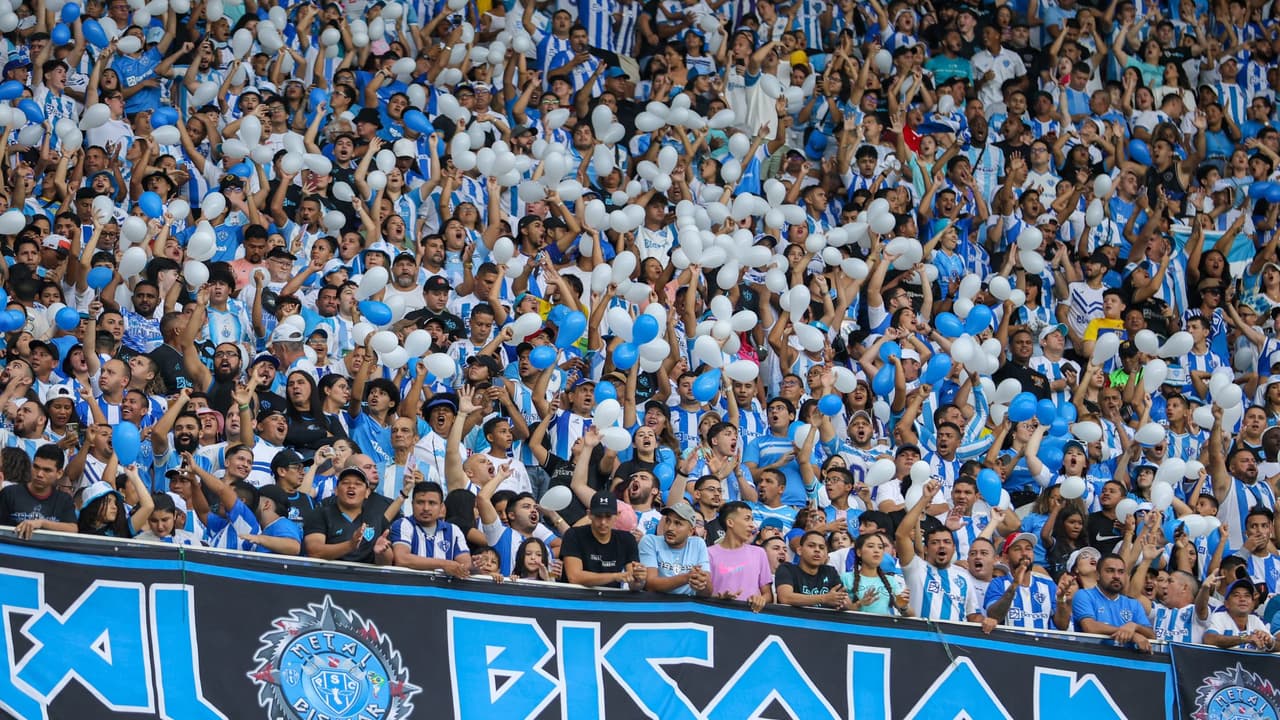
[318,372,355,439]
[1068,547,1100,590]
[283,369,337,453]
[843,532,911,616]
[1043,503,1089,581]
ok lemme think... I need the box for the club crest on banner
[1190,662,1280,720]
[248,596,420,719]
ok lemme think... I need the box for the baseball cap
[165,491,189,514]
[321,259,346,277]
[337,466,370,485]
[900,348,921,363]
[511,125,536,138]
[27,340,58,361]
[256,406,286,423]
[424,393,458,414]
[1001,532,1038,554]
[257,484,293,513]
[605,66,627,78]
[1224,577,1258,601]
[41,384,75,404]
[267,247,296,262]
[270,448,313,473]
[1066,546,1101,572]
[354,108,382,127]
[895,443,921,457]
[589,490,618,516]
[1085,250,1111,266]
[270,324,304,344]
[424,275,451,293]
[466,354,501,375]
[80,480,122,509]
[1039,323,1068,343]
[252,350,280,368]
[571,376,596,389]
[662,501,698,525]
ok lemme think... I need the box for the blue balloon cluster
[1249,181,1280,203]
[51,23,71,46]
[872,364,895,395]
[964,305,993,335]
[935,312,963,338]
[86,266,113,290]
[594,382,617,403]
[921,353,952,385]
[632,314,660,345]
[60,2,81,23]
[83,18,109,47]
[1007,392,1038,423]
[878,340,901,363]
[0,81,22,101]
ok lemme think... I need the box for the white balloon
[1184,460,1205,480]
[600,426,632,452]
[1085,198,1105,226]
[1215,383,1244,409]
[357,267,389,299]
[910,460,932,486]
[865,458,896,487]
[239,115,262,147]
[369,331,399,354]
[323,210,347,232]
[1059,475,1086,500]
[119,247,148,277]
[1017,227,1043,251]
[1143,358,1168,393]
[1133,329,1160,355]
[1020,251,1046,274]
[424,353,457,380]
[0,209,25,234]
[987,276,1011,301]
[1192,405,1215,430]
[1091,332,1121,365]
[724,360,759,383]
[186,232,216,262]
[539,485,573,512]
[1159,331,1194,358]
[120,216,148,245]
[1134,422,1167,446]
[1156,459,1186,486]
[366,171,387,192]
[183,261,209,288]
[403,329,432,357]
[1070,422,1102,443]
[692,335,723,368]
[832,367,858,393]
[303,154,333,176]
[151,126,180,145]
[1114,498,1139,523]
[593,399,621,427]
[200,191,226,219]
[1094,174,1113,199]
[510,312,544,339]
[280,153,304,175]
[117,35,142,54]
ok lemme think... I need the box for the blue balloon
[151,107,178,127]
[18,99,45,124]
[229,161,254,178]
[1266,184,1280,203]
[1162,516,1184,543]
[977,468,1002,506]
[113,423,141,465]
[0,81,22,101]
[654,462,676,492]
[547,304,570,325]
[1249,181,1274,199]
[964,304,993,335]
[1127,138,1152,166]
[1007,391,1037,423]
[0,311,19,333]
[1058,403,1078,424]
[872,364,896,396]
[922,353,952,385]
[612,342,638,370]
[0,288,8,307]
[594,381,617,403]
[529,345,557,370]
[692,369,721,403]
[556,311,587,349]
[138,191,164,219]
[935,312,964,338]
[1036,399,1058,425]
[54,307,81,331]
[878,340,901,363]
[61,2,81,23]
[1038,444,1064,470]
[86,266,113,290]
[358,300,392,326]
[403,108,432,135]
[82,18,109,48]
[818,394,843,416]
[632,314,660,345]
[51,23,71,47]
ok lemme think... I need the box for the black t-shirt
[559,525,639,587]
[1086,511,1124,555]
[992,361,1051,400]
[548,448,607,526]
[702,514,725,546]
[0,484,76,526]
[775,562,842,597]
[301,495,392,563]
[149,343,193,395]
[405,307,465,340]
[284,411,337,453]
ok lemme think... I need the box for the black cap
[256,406,286,423]
[895,443,921,457]
[27,339,59,361]
[257,484,293,513]
[1084,250,1111,266]
[425,275,451,293]
[511,125,536,137]
[270,448,313,473]
[267,247,296,261]
[337,466,370,485]
[354,108,382,127]
[467,354,501,375]
[589,490,618,516]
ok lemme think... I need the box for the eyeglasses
[213,350,239,359]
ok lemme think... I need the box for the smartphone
[67,422,82,444]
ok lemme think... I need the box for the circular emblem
[1193,662,1280,720]
[249,596,419,719]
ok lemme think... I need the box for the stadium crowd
[0,0,1278,654]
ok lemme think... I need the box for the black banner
[1171,642,1280,719]
[0,533,1179,720]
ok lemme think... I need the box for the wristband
[238,403,251,411]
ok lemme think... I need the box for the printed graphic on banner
[248,596,420,720]
[1188,662,1280,720]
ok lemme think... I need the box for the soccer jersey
[902,556,971,621]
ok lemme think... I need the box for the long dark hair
[78,490,131,537]
[850,532,896,613]
[513,536,551,579]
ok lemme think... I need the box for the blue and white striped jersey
[389,518,469,560]
[983,574,1060,630]
[903,556,972,621]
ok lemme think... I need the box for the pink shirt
[707,544,773,600]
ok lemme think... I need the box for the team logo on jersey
[1190,662,1280,720]
[249,596,420,719]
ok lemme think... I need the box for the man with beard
[383,251,427,313]
[744,398,815,509]
[1208,404,1277,549]
[180,288,245,417]
[965,537,999,624]
[419,234,448,282]
[477,462,545,575]
[0,396,51,458]
[389,480,472,576]
[114,280,165,354]
[149,389,204,488]
[303,465,410,564]
[897,479,973,621]
[984,532,1075,632]
[1072,554,1155,651]
[692,475,725,544]
[563,490,647,590]
[640,502,712,596]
